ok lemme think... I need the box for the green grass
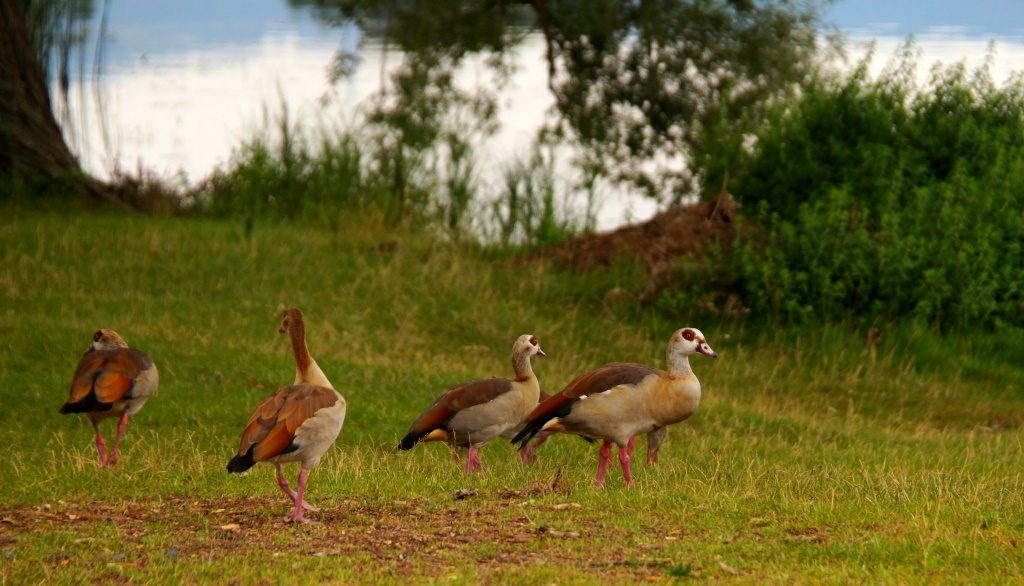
[2,205,1024,583]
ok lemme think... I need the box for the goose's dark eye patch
[93,331,102,342]
[682,329,695,341]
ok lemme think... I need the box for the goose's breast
[646,375,701,427]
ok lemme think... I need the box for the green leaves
[718,50,1024,328]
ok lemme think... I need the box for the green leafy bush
[668,47,1024,329]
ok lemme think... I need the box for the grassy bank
[2,206,1023,583]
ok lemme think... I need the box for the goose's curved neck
[512,351,536,382]
[666,350,693,378]
[289,319,312,378]
[285,314,334,388]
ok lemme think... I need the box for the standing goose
[512,328,716,487]
[227,308,346,523]
[398,335,545,474]
[514,409,666,465]
[60,330,159,467]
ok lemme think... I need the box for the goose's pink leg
[284,469,314,523]
[465,447,484,474]
[519,431,551,464]
[93,424,108,467]
[275,464,319,512]
[625,436,637,456]
[106,413,130,466]
[618,443,635,488]
[594,441,613,487]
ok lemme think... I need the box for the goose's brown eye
[682,329,695,341]
[93,331,102,342]
[529,336,538,345]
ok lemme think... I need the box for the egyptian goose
[505,389,614,464]
[227,308,346,523]
[59,330,159,467]
[398,334,545,474]
[513,404,666,465]
[512,327,716,487]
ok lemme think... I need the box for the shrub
[664,47,1024,329]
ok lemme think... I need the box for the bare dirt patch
[0,493,680,581]
[534,192,736,299]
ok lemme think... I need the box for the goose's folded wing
[528,362,661,421]
[401,378,514,445]
[68,349,152,405]
[237,384,339,461]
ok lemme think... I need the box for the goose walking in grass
[512,328,716,487]
[510,390,668,465]
[227,308,346,524]
[515,426,668,466]
[60,330,159,467]
[397,334,545,474]
[502,388,628,464]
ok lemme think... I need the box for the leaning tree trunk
[0,0,109,198]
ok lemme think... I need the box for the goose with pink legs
[511,396,668,466]
[398,335,545,474]
[227,308,346,523]
[60,330,159,467]
[513,328,716,487]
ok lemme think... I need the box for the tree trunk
[0,0,108,198]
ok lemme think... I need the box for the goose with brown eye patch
[227,308,346,524]
[398,334,546,475]
[60,329,159,468]
[513,327,717,488]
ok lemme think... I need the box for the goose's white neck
[296,358,333,388]
[666,351,693,378]
[512,352,536,383]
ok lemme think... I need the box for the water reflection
[64,1,1024,230]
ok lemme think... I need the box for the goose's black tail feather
[226,449,256,474]
[59,394,112,414]
[396,433,422,452]
[511,419,548,448]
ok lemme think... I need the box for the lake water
[64,0,1024,229]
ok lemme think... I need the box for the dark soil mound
[535,192,736,300]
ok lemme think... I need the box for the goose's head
[84,329,128,355]
[278,307,305,335]
[513,334,546,359]
[670,327,717,358]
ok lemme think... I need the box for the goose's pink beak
[698,342,717,358]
